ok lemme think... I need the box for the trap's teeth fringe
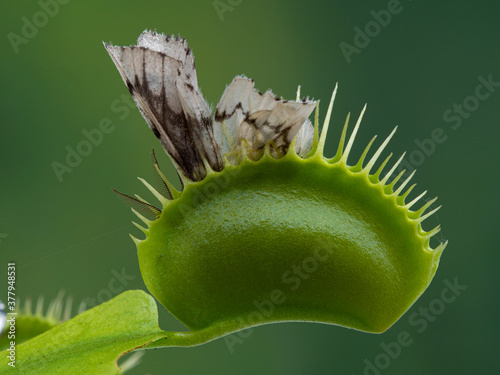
[394,170,416,197]
[363,127,398,173]
[131,208,153,226]
[352,135,377,172]
[122,87,445,250]
[132,221,148,234]
[341,104,367,164]
[151,149,173,200]
[15,292,85,323]
[138,177,169,205]
[113,188,161,220]
[316,84,338,156]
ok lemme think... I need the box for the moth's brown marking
[126,80,134,94]
[215,102,246,122]
[106,31,232,180]
[152,127,161,138]
[122,45,207,181]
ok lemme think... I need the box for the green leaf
[0,290,167,375]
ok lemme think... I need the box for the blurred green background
[1,0,499,374]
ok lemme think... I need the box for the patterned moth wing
[250,99,316,153]
[294,119,314,157]
[175,53,223,173]
[104,30,222,181]
[238,91,280,149]
[215,77,316,159]
[214,77,262,156]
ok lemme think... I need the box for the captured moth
[105,30,316,181]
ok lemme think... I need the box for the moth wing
[295,119,314,157]
[137,31,191,63]
[176,77,223,171]
[105,44,183,160]
[238,91,278,147]
[256,101,316,150]
[215,77,265,154]
[104,37,207,181]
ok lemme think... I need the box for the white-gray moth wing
[104,32,208,181]
[215,76,316,157]
[176,74,223,172]
[295,119,314,157]
[252,100,316,153]
[238,91,278,148]
[215,77,271,154]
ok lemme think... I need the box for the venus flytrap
[0,30,447,374]
[106,30,446,336]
